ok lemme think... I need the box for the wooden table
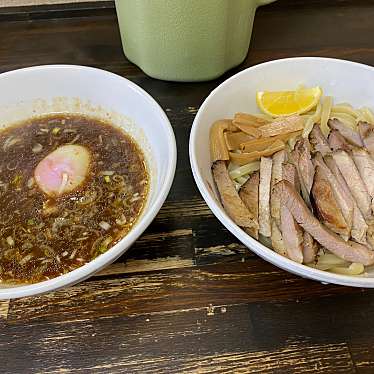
[1,1,374,372]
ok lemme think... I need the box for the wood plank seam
[0,299,9,321]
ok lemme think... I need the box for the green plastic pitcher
[115,0,277,82]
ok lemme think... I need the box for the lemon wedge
[256,86,322,117]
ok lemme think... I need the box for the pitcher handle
[257,0,277,6]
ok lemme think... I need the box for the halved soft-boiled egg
[34,144,91,196]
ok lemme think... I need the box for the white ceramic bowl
[0,65,176,299]
[190,57,374,288]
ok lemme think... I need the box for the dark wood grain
[1,307,356,373]
[8,260,366,324]
[0,1,113,21]
[2,0,374,373]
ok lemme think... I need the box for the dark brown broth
[0,114,148,283]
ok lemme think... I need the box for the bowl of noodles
[190,57,374,287]
[0,65,176,298]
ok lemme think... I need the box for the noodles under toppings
[209,88,374,276]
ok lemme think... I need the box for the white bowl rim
[0,64,177,299]
[190,56,374,288]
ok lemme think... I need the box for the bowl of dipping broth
[0,65,176,298]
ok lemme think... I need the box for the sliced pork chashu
[302,231,319,264]
[212,160,257,229]
[313,152,353,238]
[358,121,374,156]
[282,162,301,191]
[325,155,368,244]
[259,157,273,237]
[367,225,374,249]
[280,203,304,263]
[332,150,372,220]
[311,166,349,236]
[291,138,315,206]
[309,124,331,156]
[283,162,317,262]
[328,129,351,152]
[239,171,259,239]
[351,147,374,210]
[280,161,303,263]
[328,118,363,147]
[269,150,288,256]
[295,131,325,262]
[274,180,374,265]
[271,220,287,257]
[270,150,288,226]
